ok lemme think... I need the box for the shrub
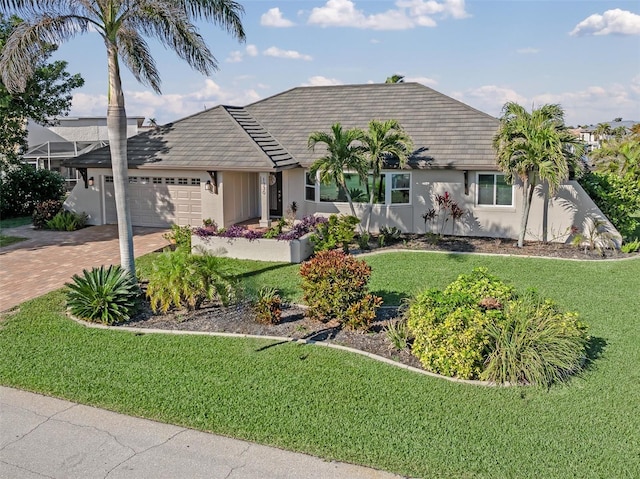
[309,214,359,252]
[46,210,88,231]
[32,199,63,229]
[482,291,589,386]
[163,224,192,250]
[299,250,382,330]
[579,171,640,240]
[66,265,140,325]
[0,164,65,218]
[385,318,412,351]
[378,226,402,247]
[253,287,282,324]
[406,268,588,385]
[146,249,236,313]
[621,239,640,253]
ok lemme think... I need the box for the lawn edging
[67,313,497,387]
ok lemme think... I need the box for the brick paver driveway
[0,225,170,311]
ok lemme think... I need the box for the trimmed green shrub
[579,171,640,240]
[621,239,640,253]
[309,214,360,252]
[482,291,589,386]
[146,249,236,313]
[378,226,402,247]
[253,287,282,324]
[299,249,382,330]
[406,267,588,385]
[0,164,65,218]
[32,199,63,229]
[46,210,88,231]
[163,224,192,250]
[66,265,140,325]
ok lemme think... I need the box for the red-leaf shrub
[299,250,382,330]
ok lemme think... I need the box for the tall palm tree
[0,0,245,278]
[593,122,612,145]
[493,102,584,247]
[308,123,367,229]
[360,119,413,233]
[591,138,640,178]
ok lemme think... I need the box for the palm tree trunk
[342,180,363,233]
[518,173,537,248]
[364,189,375,233]
[106,43,136,277]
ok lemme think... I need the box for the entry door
[269,172,283,217]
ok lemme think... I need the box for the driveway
[0,224,170,312]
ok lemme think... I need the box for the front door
[269,172,283,217]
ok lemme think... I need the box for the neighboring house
[24,116,146,190]
[575,119,637,153]
[64,83,616,243]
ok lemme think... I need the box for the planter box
[192,233,314,263]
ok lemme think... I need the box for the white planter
[192,233,314,263]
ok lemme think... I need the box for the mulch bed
[120,235,637,373]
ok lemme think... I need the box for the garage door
[104,175,202,227]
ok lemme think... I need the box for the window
[191,178,201,186]
[390,173,410,204]
[105,176,113,183]
[152,177,162,184]
[178,178,188,185]
[165,178,175,185]
[129,177,138,184]
[140,177,150,184]
[305,173,316,201]
[477,173,512,206]
[305,171,410,205]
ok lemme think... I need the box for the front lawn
[0,235,26,247]
[0,216,32,229]
[1,252,639,478]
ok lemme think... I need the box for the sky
[50,0,640,127]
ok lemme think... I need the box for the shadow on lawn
[584,336,607,370]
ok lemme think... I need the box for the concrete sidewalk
[0,387,403,479]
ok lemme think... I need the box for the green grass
[0,216,32,229]
[2,252,639,478]
[0,235,26,247]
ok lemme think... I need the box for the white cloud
[516,47,539,54]
[302,76,343,86]
[370,38,381,44]
[225,45,259,63]
[451,85,527,117]
[261,7,295,27]
[70,81,263,124]
[307,0,469,30]
[263,46,312,61]
[570,9,640,36]
[404,76,438,86]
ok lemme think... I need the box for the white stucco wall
[221,172,259,227]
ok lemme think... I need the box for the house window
[152,177,162,184]
[140,177,150,184]
[390,173,410,204]
[306,171,410,205]
[129,177,138,183]
[165,178,175,185]
[477,173,513,206]
[305,173,316,201]
[191,178,201,186]
[105,176,113,183]
[178,178,188,185]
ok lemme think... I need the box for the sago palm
[0,0,245,278]
[360,119,413,233]
[493,102,584,247]
[308,123,367,227]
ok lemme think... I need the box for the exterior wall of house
[284,169,305,219]
[296,168,619,243]
[221,171,259,227]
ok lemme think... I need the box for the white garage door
[104,175,202,227]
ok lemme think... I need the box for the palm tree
[591,138,640,178]
[0,0,245,278]
[385,74,405,84]
[360,119,413,233]
[593,122,612,145]
[308,123,367,228]
[493,102,584,247]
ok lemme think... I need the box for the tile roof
[67,83,500,171]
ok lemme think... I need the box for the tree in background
[493,102,584,247]
[385,74,405,84]
[0,1,245,279]
[0,14,84,169]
